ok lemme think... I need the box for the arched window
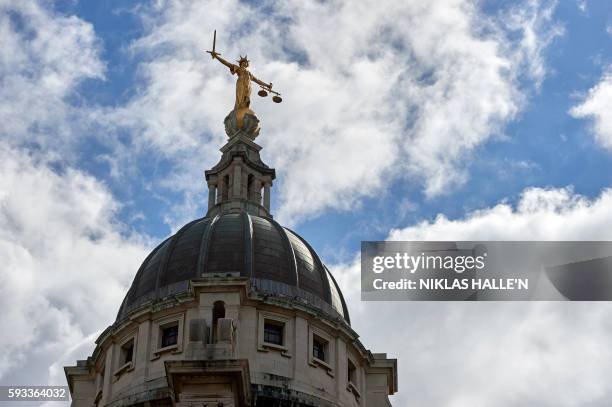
[212,301,226,343]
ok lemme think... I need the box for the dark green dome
[117,211,350,324]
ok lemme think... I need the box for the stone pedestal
[224,109,260,140]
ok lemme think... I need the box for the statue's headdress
[237,55,249,65]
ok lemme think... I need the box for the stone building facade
[65,111,398,406]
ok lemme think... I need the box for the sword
[205,30,218,58]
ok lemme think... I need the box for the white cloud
[390,186,612,240]
[331,186,612,406]
[0,0,104,150]
[0,0,141,386]
[99,0,561,225]
[504,0,563,88]
[0,145,150,382]
[0,0,150,390]
[570,67,612,150]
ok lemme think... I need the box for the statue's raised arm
[210,52,236,72]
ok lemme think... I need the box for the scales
[257,87,282,103]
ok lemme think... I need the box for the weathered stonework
[66,279,397,406]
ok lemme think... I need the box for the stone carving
[216,318,235,344]
[189,318,208,343]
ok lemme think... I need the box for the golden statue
[206,30,281,129]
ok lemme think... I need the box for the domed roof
[117,212,350,324]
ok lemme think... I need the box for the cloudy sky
[1,0,611,405]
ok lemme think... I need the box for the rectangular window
[161,324,178,348]
[263,321,284,346]
[121,339,134,365]
[313,335,327,362]
[151,314,185,360]
[348,360,357,384]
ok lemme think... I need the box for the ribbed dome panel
[284,229,326,300]
[117,212,350,324]
[251,216,294,284]
[162,218,210,286]
[206,214,245,274]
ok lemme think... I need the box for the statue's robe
[230,65,252,110]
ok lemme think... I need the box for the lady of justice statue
[206,31,281,134]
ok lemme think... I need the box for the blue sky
[47,0,612,260]
[2,1,612,405]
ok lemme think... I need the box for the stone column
[207,183,216,208]
[101,346,114,404]
[217,178,225,203]
[264,181,271,211]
